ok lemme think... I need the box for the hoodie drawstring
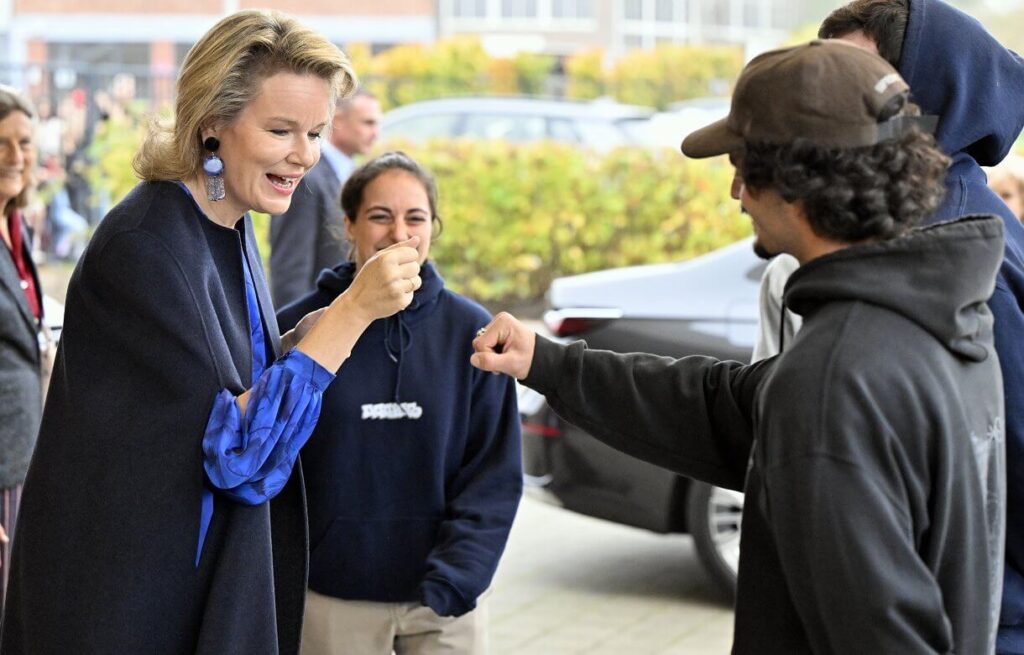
[384,313,413,406]
[777,300,787,354]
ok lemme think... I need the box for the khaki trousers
[300,589,489,655]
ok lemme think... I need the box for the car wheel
[686,481,743,600]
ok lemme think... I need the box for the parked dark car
[380,96,654,151]
[520,238,764,598]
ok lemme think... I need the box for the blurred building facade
[1,0,437,103]
[438,0,807,59]
[3,0,809,91]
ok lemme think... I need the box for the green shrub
[351,39,738,109]
[361,38,492,109]
[86,109,147,210]
[564,49,605,100]
[390,140,750,304]
[608,45,742,109]
[511,52,557,96]
[87,115,749,307]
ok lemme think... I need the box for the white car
[381,96,655,151]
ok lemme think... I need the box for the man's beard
[752,238,777,260]
[744,205,778,260]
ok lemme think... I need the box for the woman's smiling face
[206,71,331,218]
[346,169,433,271]
[0,110,33,210]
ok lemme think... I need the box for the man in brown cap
[752,4,1024,652]
[470,40,1006,653]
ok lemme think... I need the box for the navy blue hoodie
[899,2,1024,651]
[277,261,522,618]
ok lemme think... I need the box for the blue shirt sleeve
[202,348,334,505]
[179,181,335,566]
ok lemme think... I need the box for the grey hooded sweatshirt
[523,215,1005,654]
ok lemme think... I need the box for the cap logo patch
[874,73,902,93]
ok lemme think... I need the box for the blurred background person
[57,88,96,226]
[277,151,521,655]
[0,85,44,617]
[270,89,381,307]
[1,11,422,654]
[31,98,61,168]
[43,174,89,261]
[989,154,1024,223]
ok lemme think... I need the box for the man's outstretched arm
[472,313,772,490]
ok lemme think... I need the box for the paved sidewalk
[490,496,734,654]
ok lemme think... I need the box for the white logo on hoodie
[361,402,423,420]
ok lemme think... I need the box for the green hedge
[347,38,741,110]
[86,118,750,306]
[396,140,749,304]
[606,45,742,109]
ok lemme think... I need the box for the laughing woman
[278,152,522,655]
[0,11,421,655]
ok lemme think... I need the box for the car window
[385,114,462,141]
[574,119,630,148]
[616,118,654,146]
[548,117,582,144]
[462,113,547,142]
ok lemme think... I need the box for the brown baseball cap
[681,40,929,158]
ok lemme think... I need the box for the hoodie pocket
[308,516,442,603]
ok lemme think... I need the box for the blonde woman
[1,11,421,654]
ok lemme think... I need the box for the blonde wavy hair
[133,9,356,181]
[0,85,36,218]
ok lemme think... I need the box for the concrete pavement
[489,495,734,654]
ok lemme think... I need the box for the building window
[623,0,643,21]
[772,2,794,29]
[623,34,644,49]
[502,0,538,18]
[50,42,150,68]
[454,0,488,17]
[175,43,194,66]
[741,0,760,27]
[700,0,730,26]
[655,0,674,22]
[553,0,595,18]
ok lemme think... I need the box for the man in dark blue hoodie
[749,2,1024,650]
[818,4,1024,651]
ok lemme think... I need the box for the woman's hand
[280,308,326,352]
[290,237,422,374]
[339,237,422,323]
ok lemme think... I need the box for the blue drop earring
[203,136,225,202]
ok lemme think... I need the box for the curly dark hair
[340,150,443,237]
[818,0,909,68]
[741,128,949,243]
